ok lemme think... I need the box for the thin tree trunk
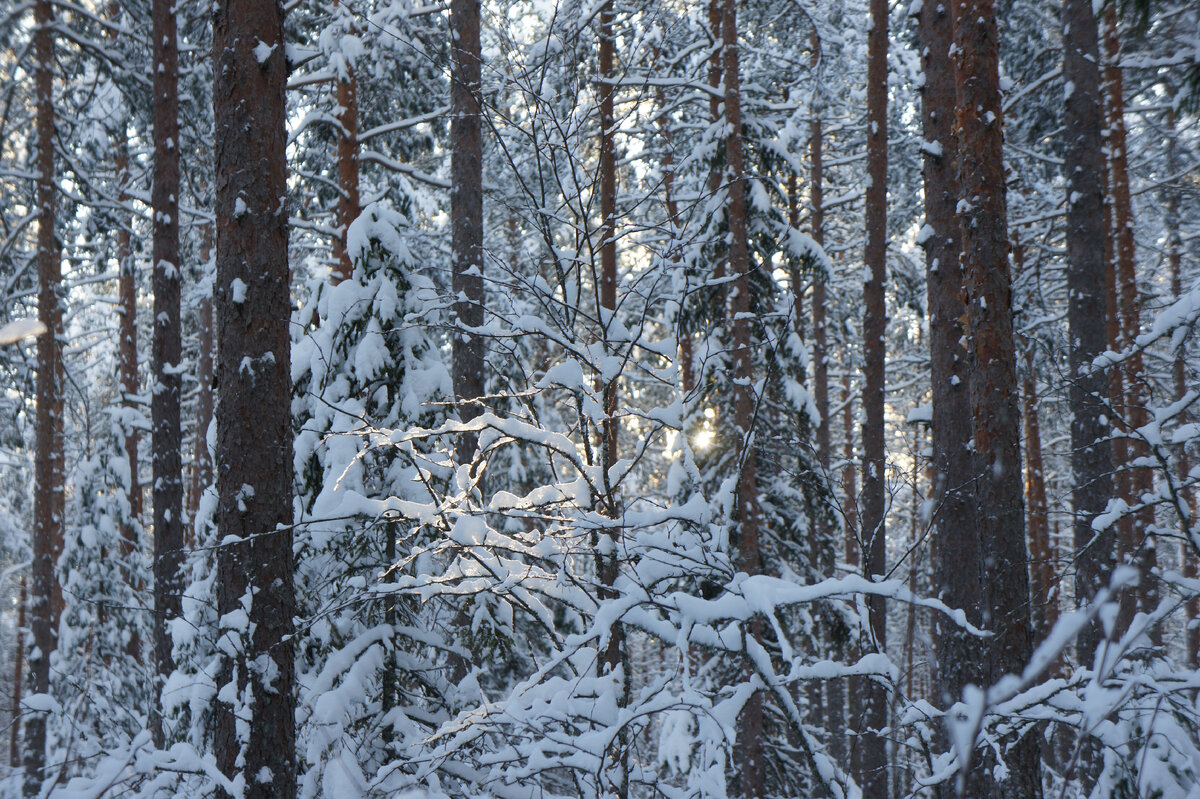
[1061,0,1115,672]
[857,0,889,794]
[1102,6,1157,631]
[188,285,213,522]
[953,1,1041,795]
[24,1,63,792]
[451,0,485,466]
[810,30,843,765]
[10,576,24,769]
[841,369,861,787]
[1022,339,1057,650]
[151,0,183,747]
[115,89,143,665]
[332,0,359,285]
[1166,101,1198,667]
[211,0,296,795]
[721,3,762,796]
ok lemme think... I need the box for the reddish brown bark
[332,0,360,285]
[116,142,140,526]
[1103,7,1157,629]
[919,6,988,771]
[1022,338,1058,649]
[212,0,296,794]
[954,1,1041,794]
[151,0,183,746]
[24,1,63,792]
[451,0,484,467]
[720,3,762,796]
[1061,0,1115,670]
[853,0,889,794]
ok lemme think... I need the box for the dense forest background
[0,0,1196,797]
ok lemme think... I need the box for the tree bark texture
[1061,0,1115,666]
[1022,340,1057,650]
[189,290,214,522]
[451,0,485,466]
[721,3,763,796]
[919,0,988,744]
[1102,7,1157,629]
[953,1,1041,795]
[333,0,360,285]
[24,1,63,792]
[1166,102,1198,667]
[152,0,183,746]
[856,0,889,794]
[212,0,296,795]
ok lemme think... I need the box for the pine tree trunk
[24,1,63,792]
[809,33,844,764]
[721,3,763,796]
[451,0,484,466]
[1166,102,1198,667]
[189,287,213,522]
[1022,339,1057,649]
[919,3,989,769]
[1061,0,1115,669]
[212,0,296,795]
[1102,6,1157,630]
[953,1,1041,795]
[10,576,24,769]
[117,140,140,527]
[151,0,183,747]
[333,1,359,285]
[856,0,889,794]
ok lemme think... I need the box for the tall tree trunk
[919,5,989,778]
[953,1,1041,795]
[211,1,296,795]
[1061,0,1115,671]
[1166,101,1198,667]
[10,576,24,769]
[332,0,359,285]
[151,0,183,747]
[117,140,140,526]
[24,1,63,792]
[115,96,144,665]
[856,0,889,794]
[1022,339,1057,649]
[596,8,626,797]
[810,30,843,765]
[451,0,484,466]
[1102,6,1157,630]
[189,286,213,522]
[721,3,762,796]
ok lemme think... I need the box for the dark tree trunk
[115,88,143,664]
[919,0,987,740]
[1102,6,1156,630]
[24,2,63,793]
[10,576,24,768]
[1061,0,1115,668]
[212,0,296,795]
[451,0,484,466]
[189,289,214,522]
[151,0,183,747]
[333,1,360,285]
[856,0,889,794]
[953,1,1041,795]
[1021,337,1057,649]
[721,2,762,796]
